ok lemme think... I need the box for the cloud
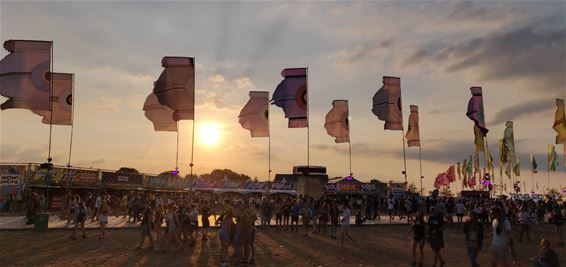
[445,2,520,23]
[337,39,393,65]
[404,16,566,94]
[489,99,554,126]
[196,74,255,112]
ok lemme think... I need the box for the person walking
[464,211,484,267]
[99,200,111,239]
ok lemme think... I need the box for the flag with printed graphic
[271,68,308,128]
[372,76,403,131]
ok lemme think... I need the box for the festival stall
[101,171,144,190]
[0,164,28,208]
[323,176,378,195]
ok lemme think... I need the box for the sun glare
[199,123,221,146]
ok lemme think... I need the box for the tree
[117,167,139,174]
[198,169,251,183]
[407,183,419,194]
[440,186,452,197]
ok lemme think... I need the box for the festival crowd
[16,190,565,267]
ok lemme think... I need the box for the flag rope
[348,141,352,176]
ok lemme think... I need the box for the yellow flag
[474,125,484,152]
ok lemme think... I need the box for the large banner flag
[548,145,559,171]
[153,57,195,121]
[143,92,177,131]
[466,87,489,136]
[553,98,566,144]
[530,152,538,174]
[503,121,515,160]
[324,100,349,143]
[32,73,73,125]
[513,158,521,177]
[473,125,484,152]
[239,91,269,137]
[271,68,308,128]
[372,76,403,131]
[405,105,420,147]
[466,155,473,176]
[447,165,456,183]
[487,149,494,173]
[0,40,52,112]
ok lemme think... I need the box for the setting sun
[199,123,221,146]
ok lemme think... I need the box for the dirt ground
[1,225,565,267]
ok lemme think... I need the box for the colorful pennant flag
[324,100,349,143]
[473,124,484,152]
[153,57,195,121]
[466,86,488,136]
[239,91,269,137]
[271,68,308,128]
[405,105,420,147]
[372,76,403,131]
[0,40,52,112]
[447,165,456,183]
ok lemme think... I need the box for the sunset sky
[1,1,564,191]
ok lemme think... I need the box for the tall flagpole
[175,122,180,171]
[418,145,423,196]
[348,141,352,175]
[531,152,534,193]
[47,41,54,163]
[268,105,271,183]
[306,67,310,196]
[547,146,550,192]
[67,74,75,167]
[189,57,196,200]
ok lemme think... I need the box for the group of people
[404,195,564,267]
[17,189,565,266]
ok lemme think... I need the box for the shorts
[341,224,350,232]
[413,235,425,242]
[99,215,108,224]
[218,229,230,241]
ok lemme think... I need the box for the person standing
[519,206,531,242]
[92,193,102,222]
[428,207,445,267]
[72,201,87,240]
[200,201,211,241]
[405,210,426,267]
[464,211,484,267]
[340,203,355,246]
[489,207,513,267]
[456,200,465,223]
[99,200,110,239]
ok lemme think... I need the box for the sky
[0,1,565,192]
